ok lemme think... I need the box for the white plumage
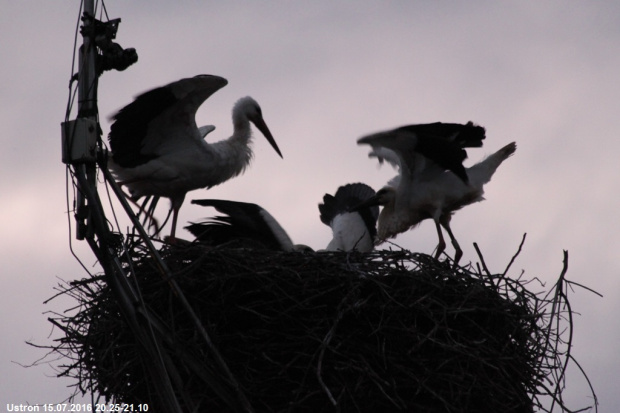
[356,122,516,265]
[318,183,379,252]
[107,74,283,241]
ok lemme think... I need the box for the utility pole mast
[73,0,98,240]
[60,3,188,411]
[62,0,137,240]
[60,4,250,411]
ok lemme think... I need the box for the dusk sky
[1,2,618,411]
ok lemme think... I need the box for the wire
[100,0,110,21]
[64,2,82,122]
[65,167,95,278]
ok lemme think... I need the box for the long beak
[349,194,382,212]
[252,117,283,158]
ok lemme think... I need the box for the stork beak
[349,194,382,212]
[252,117,283,158]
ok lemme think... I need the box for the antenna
[62,1,137,240]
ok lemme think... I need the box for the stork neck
[232,112,252,144]
[209,131,253,179]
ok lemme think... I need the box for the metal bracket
[61,118,98,164]
[80,14,138,75]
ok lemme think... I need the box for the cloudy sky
[1,1,618,410]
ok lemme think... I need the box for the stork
[107,74,283,242]
[186,199,311,252]
[355,122,516,265]
[319,183,379,252]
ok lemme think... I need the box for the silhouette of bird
[356,122,515,264]
[319,183,379,252]
[187,199,312,251]
[107,74,283,242]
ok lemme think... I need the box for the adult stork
[107,74,283,242]
[355,122,516,265]
[186,199,311,252]
[318,183,379,252]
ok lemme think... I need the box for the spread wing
[357,122,485,184]
[187,199,294,251]
[108,75,228,168]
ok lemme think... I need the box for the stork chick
[187,199,311,252]
[319,183,379,252]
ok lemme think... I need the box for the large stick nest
[46,240,593,412]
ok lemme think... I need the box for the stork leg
[169,210,179,243]
[167,195,186,244]
[440,215,462,267]
[153,206,173,238]
[143,196,161,232]
[137,196,151,221]
[433,220,447,260]
[124,195,161,233]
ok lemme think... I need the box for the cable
[65,167,94,278]
[64,1,82,122]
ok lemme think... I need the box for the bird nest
[45,238,595,412]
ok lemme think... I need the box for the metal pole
[64,4,249,411]
[75,0,97,240]
[78,1,96,118]
[67,3,184,410]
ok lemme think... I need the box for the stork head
[234,96,283,158]
[350,186,396,210]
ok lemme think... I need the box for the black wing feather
[319,183,379,239]
[395,121,486,183]
[109,86,177,167]
[188,199,285,250]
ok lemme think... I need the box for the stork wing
[188,199,294,251]
[109,75,228,168]
[357,130,440,183]
[394,122,485,148]
[357,123,482,183]
[198,125,216,139]
[319,183,378,226]
[368,146,401,170]
[319,183,379,252]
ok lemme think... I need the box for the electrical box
[61,118,98,164]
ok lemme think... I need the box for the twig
[473,242,493,284]
[503,233,527,276]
